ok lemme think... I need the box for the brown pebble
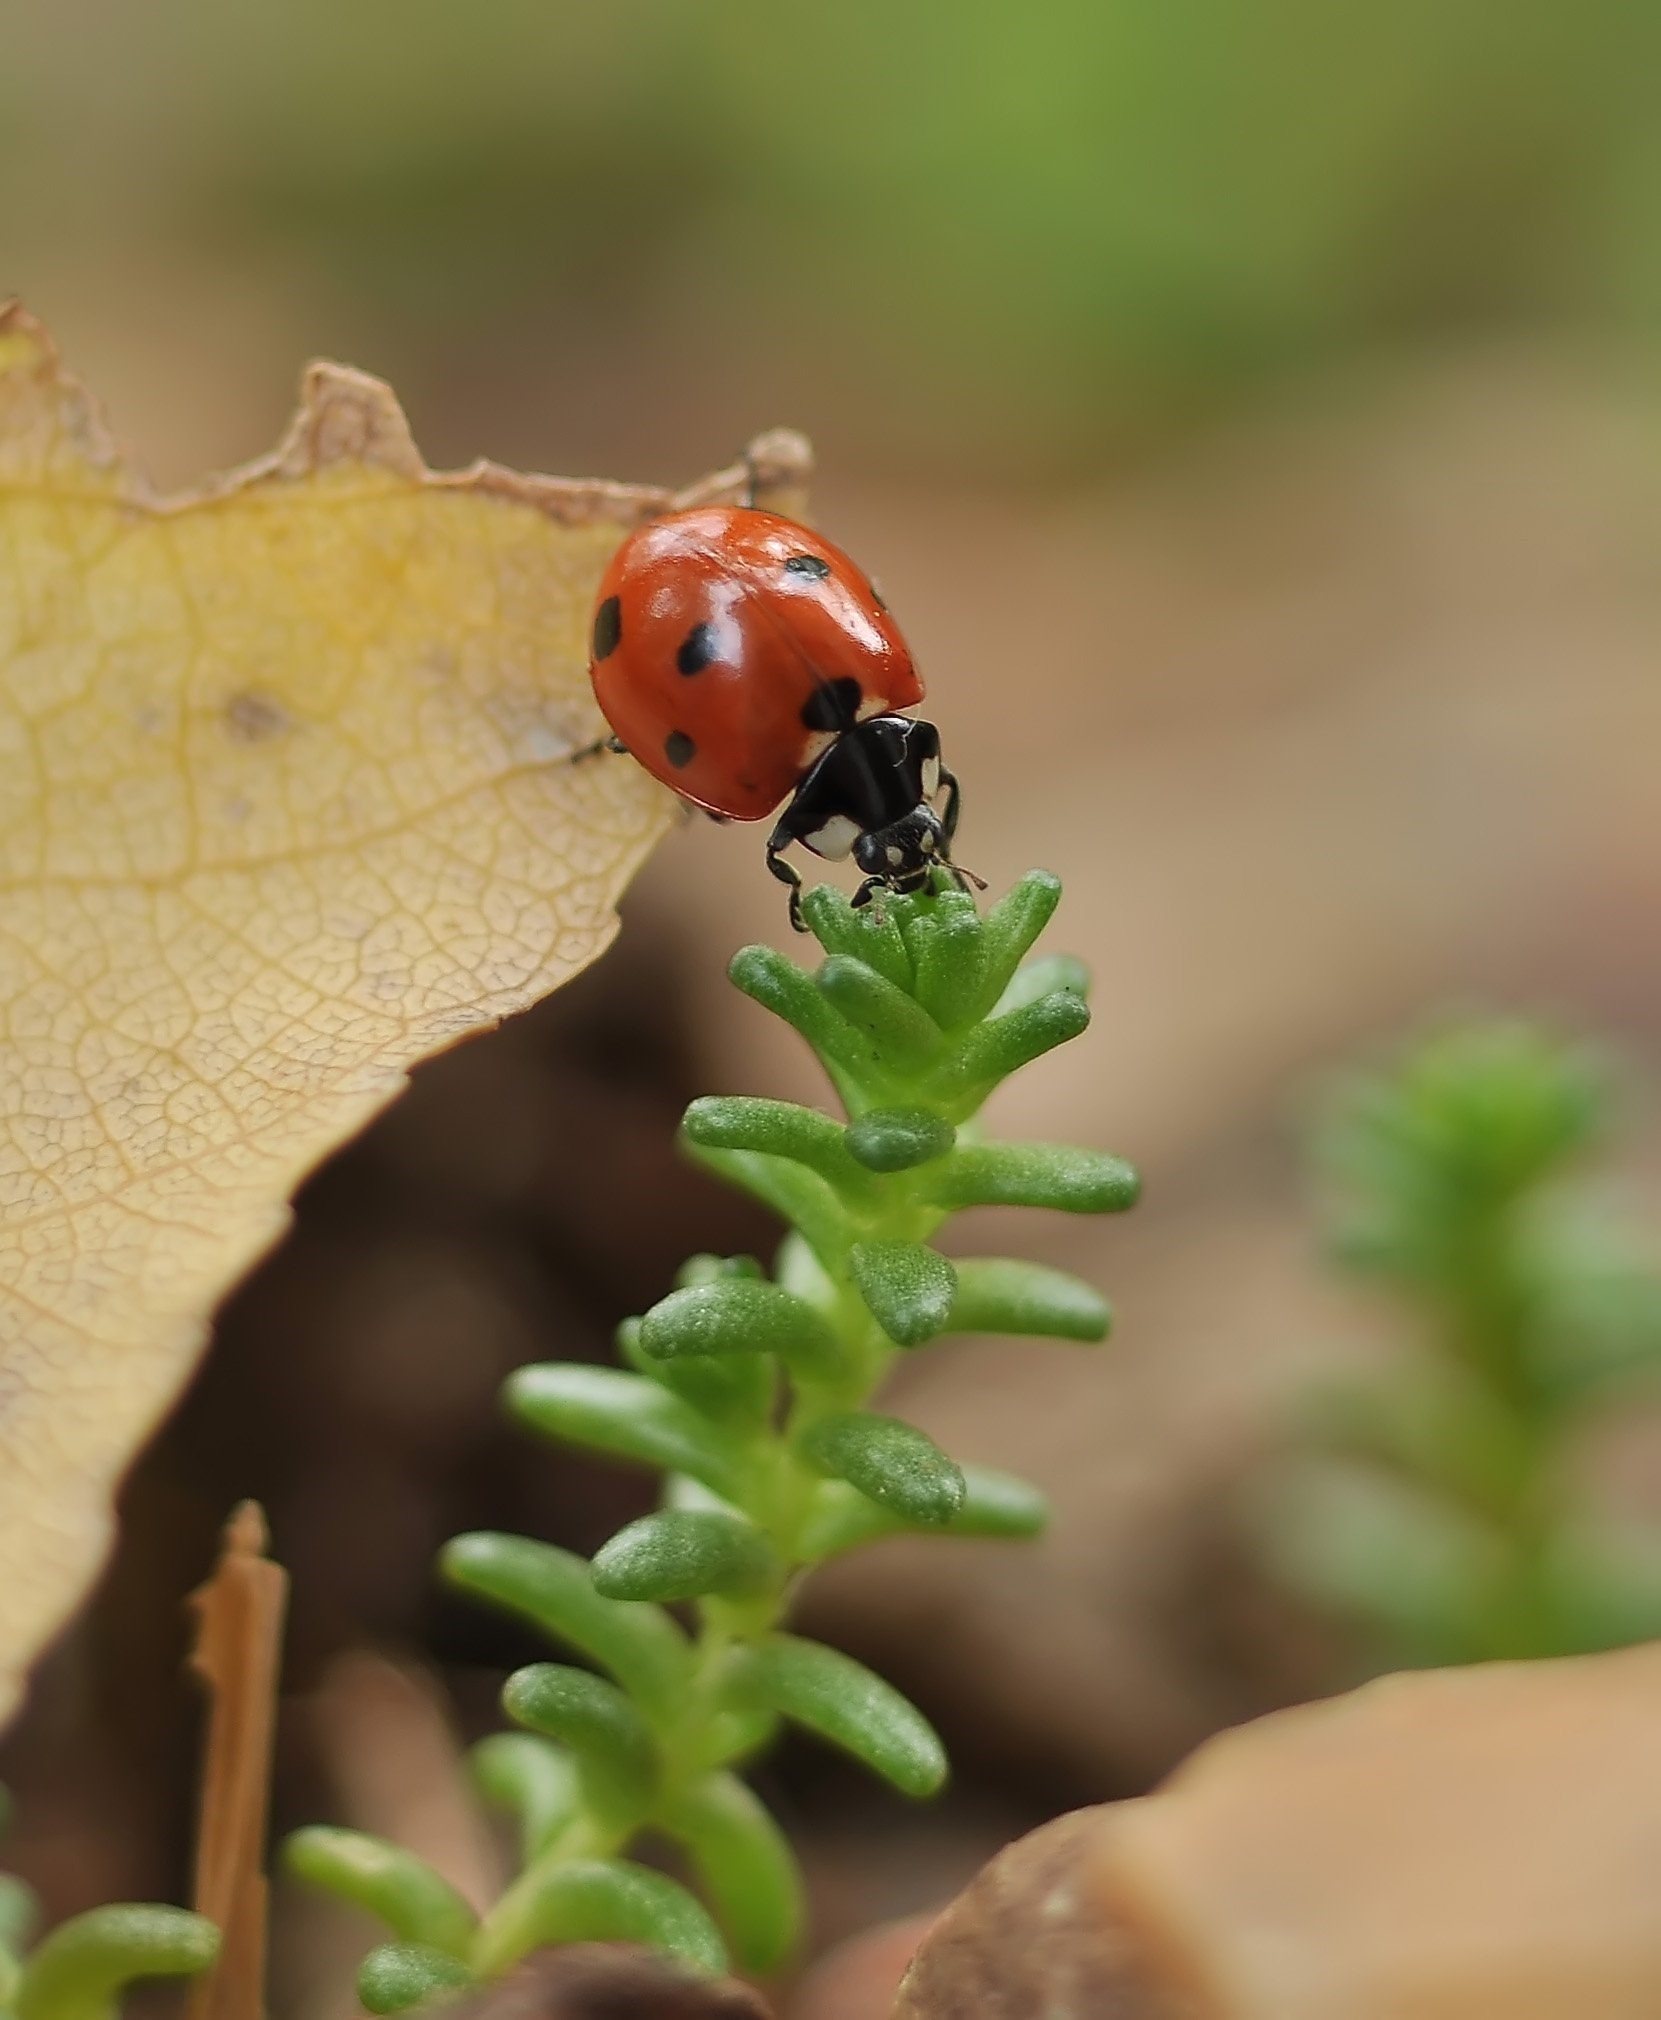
[892,1808,1188,2019]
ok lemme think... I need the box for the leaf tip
[275,360,424,480]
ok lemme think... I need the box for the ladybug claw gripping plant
[585,506,979,928]
[287,869,1137,1995]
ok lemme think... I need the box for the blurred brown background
[4,0,1661,2000]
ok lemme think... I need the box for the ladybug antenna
[943,855,988,897]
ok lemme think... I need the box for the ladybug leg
[572,734,628,764]
[931,767,985,897]
[938,764,963,845]
[765,833,808,933]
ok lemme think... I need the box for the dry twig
[187,1502,289,2020]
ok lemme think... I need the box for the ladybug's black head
[853,804,947,894]
[767,711,978,928]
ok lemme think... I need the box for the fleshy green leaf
[797,1461,1049,1559]
[468,1733,580,1863]
[500,1665,657,1816]
[850,1241,959,1347]
[506,1364,742,1499]
[817,955,944,1073]
[357,1945,474,2015]
[661,1772,805,1975]
[696,1705,781,1772]
[473,1859,727,1976]
[974,870,1064,1014]
[796,1479,902,1559]
[662,1473,742,1516]
[282,1829,477,1959]
[728,1635,947,1797]
[681,1096,870,1195]
[801,1412,965,1527]
[728,945,876,1094]
[702,1157,854,1272]
[618,1314,777,1430]
[615,1314,654,1373]
[591,1511,777,1604]
[440,1533,689,1718]
[683,1141,856,1274]
[640,1280,849,1382]
[844,1106,957,1173]
[948,1257,1111,1341]
[927,1142,1138,1214]
[14,1909,219,2020]
[674,1253,766,1288]
[800,884,914,992]
[952,1463,1051,1537]
[989,951,1091,1019]
[907,891,988,1031]
[928,988,1090,1108]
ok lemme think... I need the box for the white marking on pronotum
[805,814,860,860]
[921,754,941,799]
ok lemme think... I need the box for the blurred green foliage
[0,1792,217,2020]
[4,0,1658,463]
[1263,1021,1661,1669]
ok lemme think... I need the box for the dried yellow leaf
[0,304,810,1724]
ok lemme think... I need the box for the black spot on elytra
[676,622,720,675]
[592,595,622,661]
[785,552,833,581]
[801,676,863,732]
[664,729,697,769]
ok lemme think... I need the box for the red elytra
[587,505,924,821]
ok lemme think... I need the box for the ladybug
[584,504,975,929]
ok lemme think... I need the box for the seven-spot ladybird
[585,504,976,929]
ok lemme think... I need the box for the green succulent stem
[286,870,1135,1994]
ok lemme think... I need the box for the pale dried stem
[187,1501,289,2020]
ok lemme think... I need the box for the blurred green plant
[0,1790,218,2020]
[285,871,1136,1994]
[1261,1019,1661,1669]
[10,0,1658,467]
